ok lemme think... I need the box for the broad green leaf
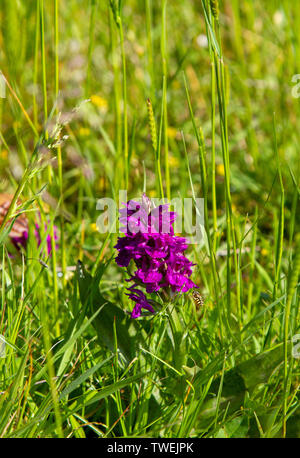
[76,260,143,362]
[198,343,290,425]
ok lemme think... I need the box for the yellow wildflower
[216,163,225,176]
[90,95,108,110]
[90,223,98,232]
[79,127,90,137]
[167,127,177,139]
[169,155,179,167]
[0,149,8,160]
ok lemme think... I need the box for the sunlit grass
[0,0,299,438]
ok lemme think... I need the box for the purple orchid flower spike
[115,194,197,318]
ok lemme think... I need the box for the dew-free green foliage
[0,0,299,438]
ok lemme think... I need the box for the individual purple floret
[126,286,155,319]
[114,194,197,318]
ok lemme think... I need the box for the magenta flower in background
[10,217,59,256]
[114,194,197,318]
[34,221,59,255]
[10,230,29,253]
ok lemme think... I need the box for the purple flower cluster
[114,194,197,318]
[11,230,29,251]
[34,222,59,255]
[10,218,59,256]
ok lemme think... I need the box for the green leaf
[70,371,148,412]
[59,355,113,400]
[198,343,290,424]
[69,415,86,438]
[76,260,142,362]
[223,416,249,438]
[216,415,249,438]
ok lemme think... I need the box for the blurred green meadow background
[0,0,299,438]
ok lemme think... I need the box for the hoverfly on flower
[191,289,204,308]
[190,289,205,320]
